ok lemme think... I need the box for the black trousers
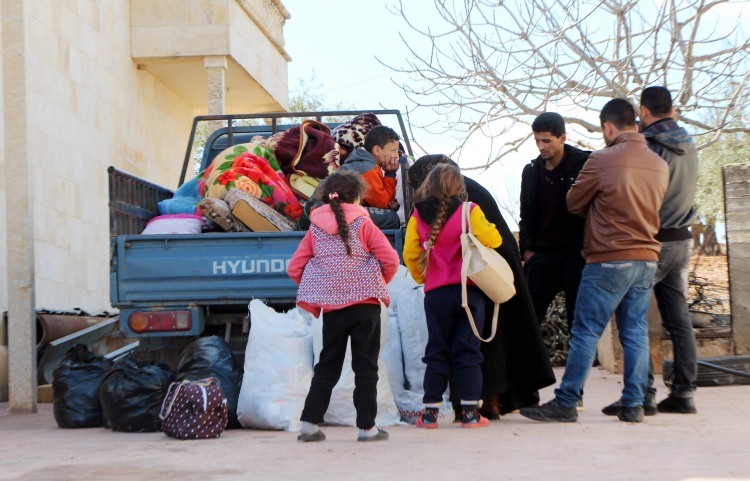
[300,303,381,429]
[524,250,585,330]
[423,285,486,404]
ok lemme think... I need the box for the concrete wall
[724,162,750,354]
[0,3,6,312]
[26,2,193,312]
[0,1,203,314]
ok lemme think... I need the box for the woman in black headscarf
[407,154,555,417]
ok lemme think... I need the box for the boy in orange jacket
[338,125,402,229]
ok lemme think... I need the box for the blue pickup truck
[108,110,413,357]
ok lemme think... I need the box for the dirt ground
[2,367,750,481]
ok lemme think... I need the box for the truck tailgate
[111,231,306,306]
[110,229,403,306]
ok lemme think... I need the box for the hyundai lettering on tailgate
[211,258,292,275]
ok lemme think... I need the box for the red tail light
[128,310,191,333]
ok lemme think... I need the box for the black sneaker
[602,395,657,416]
[657,395,697,414]
[617,405,644,423]
[519,399,577,423]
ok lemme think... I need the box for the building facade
[1,0,291,408]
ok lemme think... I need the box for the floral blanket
[201,143,303,221]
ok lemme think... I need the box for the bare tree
[385,0,750,169]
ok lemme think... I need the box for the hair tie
[328,192,339,200]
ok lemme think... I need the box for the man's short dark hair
[640,86,673,117]
[531,112,566,137]
[364,125,400,152]
[600,99,637,130]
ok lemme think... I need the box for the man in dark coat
[520,113,591,334]
[408,154,555,417]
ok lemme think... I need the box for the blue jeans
[555,261,657,408]
[649,239,696,395]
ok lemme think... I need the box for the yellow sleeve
[470,205,502,249]
[402,216,425,284]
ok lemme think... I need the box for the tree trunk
[700,219,720,255]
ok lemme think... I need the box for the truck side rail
[108,166,174,237]
[181,109,415,183]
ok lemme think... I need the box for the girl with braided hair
[288,170,400,443]
[403,163,502,429]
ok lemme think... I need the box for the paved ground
[1,367,749,481]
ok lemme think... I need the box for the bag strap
[460,201,499,343]
[159,382,183,420]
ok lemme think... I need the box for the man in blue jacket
[602,86,700,415]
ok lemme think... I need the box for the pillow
[198,198,250,232]
[141,214,205,235]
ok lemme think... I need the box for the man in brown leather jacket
[520,98,668,424]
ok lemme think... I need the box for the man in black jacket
[519,113,591,335]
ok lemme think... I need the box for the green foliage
[695,129,750,226]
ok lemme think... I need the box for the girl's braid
[329,197,352,257]
[417,195,449,275]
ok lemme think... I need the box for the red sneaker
[416,416,439,429]
[461,414,490,429]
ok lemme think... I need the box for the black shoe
[357,428,389,442]
[519,399,577,423]
[657,395,697,414]
[297,430,326,442]
[643,393,658,416]
[617,405,644,423]
[602,396,657,416]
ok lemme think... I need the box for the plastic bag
[236,300,313,432]
[98,358,174,432]
[175,336,243,429]
[385,266,455,424]
[52,344,113,428]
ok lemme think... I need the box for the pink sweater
[287,203,400,315]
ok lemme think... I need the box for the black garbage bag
[52,344,114,428]
[175,336,243,429]
[99,358,174,432]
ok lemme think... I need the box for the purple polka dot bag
[159,377,228,439]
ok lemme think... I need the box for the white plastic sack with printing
[237,300,313,432]
[384,266,455,424]
[311,303,400,427]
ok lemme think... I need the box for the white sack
[237,300,313,432]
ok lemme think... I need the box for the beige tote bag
[460,202,516,342]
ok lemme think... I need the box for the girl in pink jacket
[403,163,502,429]
[287,171,399,443]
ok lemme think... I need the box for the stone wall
[724,162,750,354]
[1,1,239,312]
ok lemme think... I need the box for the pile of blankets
[157,113,384,232]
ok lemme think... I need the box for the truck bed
[109,110,412,341]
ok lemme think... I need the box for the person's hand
[383,153,400,173]
[522,250,535,262]
[388,199,400,210]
